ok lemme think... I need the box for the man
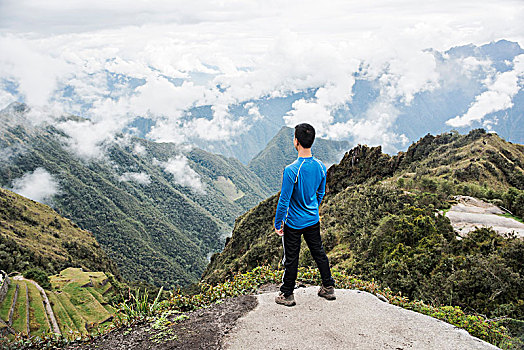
[274,123,336,307]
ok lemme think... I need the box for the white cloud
[446,54,524,127]
[245,102,262,121]
[284,99,334,131]
[434,54,495,93]
[57,116,128,160]
[0,90,17,110]
[334,99,408,151]
[0,0,523,150]
[284,95,408,152]
[0,102,64,135]
[184,104,247,141]
[133,142,146,155]
[9,167,59,203]
[147,119,187,144]
[0,36,72,106]
[118,172,151,185]
[156,156,205,193]
[0,0,271,34]
[460,56,493,75]
[147,100,248,143]
[378,50,440,104]
[127,78,205,117]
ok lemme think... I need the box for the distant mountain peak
[248,126,350,193]
[2,101,29,114]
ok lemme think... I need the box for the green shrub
[23,268,51,290]
[1,266,519,349]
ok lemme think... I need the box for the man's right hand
[275,227,284,236]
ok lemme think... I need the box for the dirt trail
[445,196,524,238]
[67,295,257,350]
[13,276,61,335]
[224,287,498,350]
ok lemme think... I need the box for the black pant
[280,221,335,296]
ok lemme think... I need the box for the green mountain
[0,103,271,287]
[204,129,524,325]
[0,187,118,277]
[248,126,349,193]
[326,129,524,195]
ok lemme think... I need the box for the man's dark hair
[295,123,315,149]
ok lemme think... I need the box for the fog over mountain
[0,103,274,286]
[0,1,523,163]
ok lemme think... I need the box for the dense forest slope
[203,130,524,336]
[0,187,118,277]
[0,103,271,287]
[248,126,349,193]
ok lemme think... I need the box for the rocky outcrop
[0,317,16,337]
[326,145,401,195]
[446,195,524,237]
[225,288,498,350]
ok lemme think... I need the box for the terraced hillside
[1,278,50,337]
[0,268,116,339]
[48,268,115,336]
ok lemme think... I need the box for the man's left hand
[274,227,284,236]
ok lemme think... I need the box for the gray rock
[376,293,388,302]
[224,287,499,350]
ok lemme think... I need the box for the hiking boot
[275,292,296,306]
[318,285,336,300]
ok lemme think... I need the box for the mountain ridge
[326,129,524,195]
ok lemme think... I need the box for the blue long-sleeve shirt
[274,156,327,230]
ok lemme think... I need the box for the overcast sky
[1,0,523,154]
[1,0,523,41]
